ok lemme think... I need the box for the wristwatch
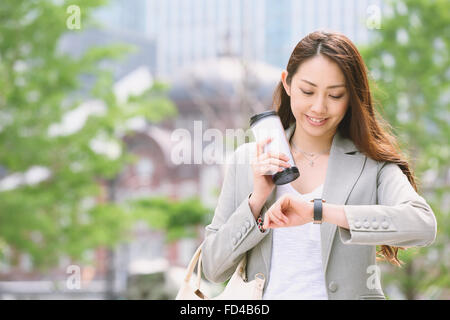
[310,198,326,224]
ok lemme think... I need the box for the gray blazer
[202,123,437,300]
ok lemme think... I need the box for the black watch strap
[311,198,326,224]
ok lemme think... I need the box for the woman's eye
[329,94,343,99]
[301,89,313,95]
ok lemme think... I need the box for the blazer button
[328,281,338,292]
[372,221,379,229]
[381,221,389,229]
[245,220,251,229]
[236,231,242,239]
[363,220,370,229]
[232,237,237,245]
[241,226,247,234]
[354,219,361,229]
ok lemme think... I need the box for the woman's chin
[300,122,327,135]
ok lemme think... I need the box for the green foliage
[361,0,450,299]
[127,82,177,123]
[128,197,211,243]
[0,0,177,272]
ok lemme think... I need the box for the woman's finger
[274,210,289,224]
[258,164,283,175]
[266,208,284,227]
[255,155,290,175]
[264,214,283,229]
[270,204,289,224]
[258,151,290,163]
[256,137,272,157]
[263,214,271,229]
[262,157,291,168]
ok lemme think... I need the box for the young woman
[201,31,437,300]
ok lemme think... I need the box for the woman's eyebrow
[300,79,346,89]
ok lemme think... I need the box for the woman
[201,31,437,300]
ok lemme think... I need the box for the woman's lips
[305,114,328,126]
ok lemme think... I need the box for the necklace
[290,139,330,167]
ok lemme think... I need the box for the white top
[262,183,328,300]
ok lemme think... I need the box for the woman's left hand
[262,193,314,229]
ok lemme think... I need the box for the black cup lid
[272,166,300,185]
[249,111,278,127]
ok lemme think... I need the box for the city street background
[0,0,448,299]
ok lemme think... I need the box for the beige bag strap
[184,242,251,290]
[184,242,203,289]
[235,253,248,280]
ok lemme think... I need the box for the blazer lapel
[258,123,367,277]
[320,132,367,273]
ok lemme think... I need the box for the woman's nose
[310,96,327,114]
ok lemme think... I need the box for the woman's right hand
[249,137,291,217]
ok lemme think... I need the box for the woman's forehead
[294,55,346,87]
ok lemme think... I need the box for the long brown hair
[273,30,417,267]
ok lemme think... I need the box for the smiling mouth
[306,115,328,123]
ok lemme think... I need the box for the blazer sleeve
[338,162,437,247]
[202,144,269,283]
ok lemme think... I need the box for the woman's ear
[281,70,291,97]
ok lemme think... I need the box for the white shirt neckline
[262,182,327,300]
[287,182,324,196]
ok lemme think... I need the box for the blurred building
[93,0,148,34]
[1,0,390,299]
[116,55,281,266]
[96,0,385,77]
[267,0,385,67]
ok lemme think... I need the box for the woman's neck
[290,124,334,154]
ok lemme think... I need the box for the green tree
[0,0,176,271]
[361,0,450,299]
[129,197,211,243]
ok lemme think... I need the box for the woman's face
[281,54,349,138]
